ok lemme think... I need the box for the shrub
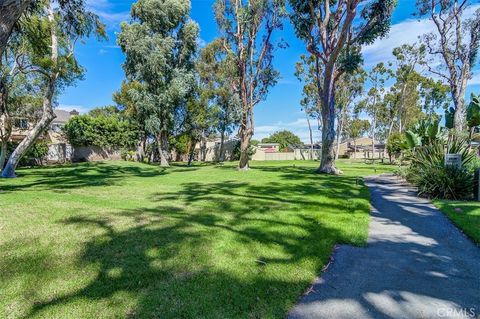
[64,115,139,150]
[386,133,407,162]
[121,149,136,161]
[407,136,475,200]
[7,141,49,167]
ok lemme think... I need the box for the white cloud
[470,72,480,86]
[363,4,480,68]
[86,0,130,28]
[197,38,207,48]
[254,118,322,143]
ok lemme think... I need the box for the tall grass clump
[407,135,476,200]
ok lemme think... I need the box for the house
[10,109,79,163]
[188,137,238,162]
[252,143,321,161]
[335,137,386,159]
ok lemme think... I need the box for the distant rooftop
[52,109,79,124]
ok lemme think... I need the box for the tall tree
[295,54,322,159]
[2,0,104,178]
[289,0,396,174]
[113,80,149,162]
[358,62,391,160]
[418,77,450,116]
[392,44,426,132]
[214,0,286,170]
[334,70,365,160]
[118,0,199,167]
[262,130,303,152]
[416,0,480,131]
[196,39,240,162]
[0,0,32,57]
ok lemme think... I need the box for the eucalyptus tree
[418,77,450,116]
[289,0,396,174]
[295,54,322,158]
[113,80,149,162]
[2,0,105,178]
[416,0,480,131]
[392,44,426,132]
[197,39,240,162]
[118,0,199,167]
[295,54,366,160]
[0,1,97,58]
[358,62,392,158]
[0,0,31,57]
[334,70,366,160]
[214,0,287,170]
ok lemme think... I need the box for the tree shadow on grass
[0,162,183,193]
[20,173,369,318]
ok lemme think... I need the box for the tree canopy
[262,130,303,152]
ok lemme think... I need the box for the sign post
[444,154,462,169]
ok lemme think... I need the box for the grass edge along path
[433,200,480,245]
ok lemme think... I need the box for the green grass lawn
[0,160,393,319]
[434,200,480,245]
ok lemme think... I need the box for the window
[51,124,62,133]
[14,118,28,130]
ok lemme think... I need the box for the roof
[258,143,280,147]
[52,109,78,124]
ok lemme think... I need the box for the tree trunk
[385,118,395,158]
[0,139,8,171]
[2,3,57,178]
[318,78,341,174]
[187,137,196,166]
[353,139,357,159]
[335,111,344,161]
[156,130,170,167]
[0,80,12,172]
[218,126,226,162]
[238,100,253,170]
[371,112,376,160]
[200,130,207,162]
[136,134,146,163]
[1,88,56,177]
[0,0,31,57]
[453,84,467,132]
[238,127,252,170]
[308,119,314,160]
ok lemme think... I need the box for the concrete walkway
[289,174,480,319]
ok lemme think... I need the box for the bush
[386,133,407,162]
[64,115,138,150]
[121,149,136,161]
[406,136,475,200]
[7,141,49,167]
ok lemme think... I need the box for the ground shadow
[0,162,187,193]
[16,166,370,318]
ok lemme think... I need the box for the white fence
[252,148,321,161]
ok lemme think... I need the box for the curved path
[289,174,480,319]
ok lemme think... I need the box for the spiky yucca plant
[407,135,475,200]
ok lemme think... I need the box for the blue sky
[58,0,480,142]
